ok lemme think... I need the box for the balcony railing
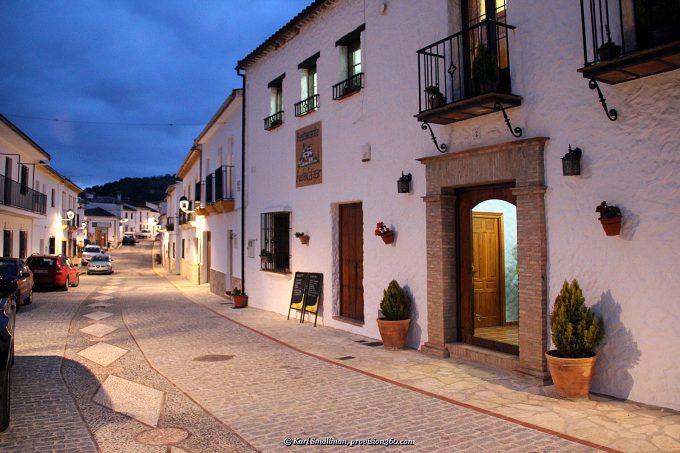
[579,0,680,83]
[417,19,516,115]
[165,216,175,231]
[178,203,195,225]
[264,111,284,130]
[333,73,363,100]
[294,94,319,117]
[0,173,47,215]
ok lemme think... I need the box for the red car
[26,255,80,290]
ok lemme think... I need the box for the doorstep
[446,342,520,373]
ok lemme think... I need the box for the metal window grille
[260,212,291,273]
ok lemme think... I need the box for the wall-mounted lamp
[120,218,129,224]
[179,196,194,213]
[397,172,412,193]
[61,209,75,224]
[81,222,88,229]
[562,145,582,176]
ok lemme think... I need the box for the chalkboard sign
[304,273,323,313]
[286,272,323,326]
[289,272,308,311]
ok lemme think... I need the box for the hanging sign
[295,121,322,187]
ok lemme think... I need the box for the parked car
[136,229,153,239]
[122,233,136,246]
[87,254,114,275]
[26,255,80,290]
[0,278,17,431]
[0,258,33,306]
[81,245,104,264]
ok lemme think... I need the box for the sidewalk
[155,267,680,452]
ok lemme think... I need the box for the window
[51,188,55,207]
[19,231,27,259]
[333,24,365,100]
[265,73,285,130]
[260,212,291,273]
[20,165,29,194]
[172,242,176,259]
[2,230,12,258]
[181,239,185,259]
[49,237,55,254]
[296,53,320,116]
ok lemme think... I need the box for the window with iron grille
[19,231,27,259]
[2,230,11,258]
[260,212,290,273]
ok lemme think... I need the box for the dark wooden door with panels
[339,203,364,322]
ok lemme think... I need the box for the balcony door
[462,0,510,96]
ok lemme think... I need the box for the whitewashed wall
[199,92,243,282]
[242,0,679,410]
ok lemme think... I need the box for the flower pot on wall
[545,351,597,398]
[600,216,622,236]
[299,234,310,245]
[380,231,394,245]
[597,41,622,61]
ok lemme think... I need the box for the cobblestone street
[0,242,677,452]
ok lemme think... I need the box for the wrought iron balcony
[416,19,521,125]
[165,216,175,232]
[294,94,319,117]
[578,0,680,84]
[199,165,235,215]
[333,73,363,100]
[264,111,284,130]
[0,173,47,215]
[178,203,195,225]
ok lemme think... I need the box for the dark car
[26,255,80,291]
[0,258,33,306]
[122,235,136,246]
[0,278,17,431]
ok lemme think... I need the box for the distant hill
[84,174,175,203]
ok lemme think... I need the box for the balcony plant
[425,85,445,109]
[374,222,394,245]
[377,280,412,350]
[596,201,622,236]
[597,25,622,61]
[546,279,604,398]
[259,249,273,264]
[294,231,310,245]
[472,44,499,93]
[229,287,248,309]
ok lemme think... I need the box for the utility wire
[2,112,226,127]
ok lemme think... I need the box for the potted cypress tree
[376,280,411,350]
[546,279,604,398]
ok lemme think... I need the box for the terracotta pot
[600,216,622,236]
[597,42,622,61]
[299,235,310,245]
[545,351,597,399]
[380,230,394,245]
[233,295,248,309]
[377,318,410,350]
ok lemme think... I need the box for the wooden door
[472,213,504,328]
[95,228,106,247]
[204,231,211,283]
[340,203,364,321]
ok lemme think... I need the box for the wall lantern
[562,145,582,176]
[81,222,87,229]
[120,218,129,224]
[179,196,193,213]
[65,209,75,220]
[397,172,412,193]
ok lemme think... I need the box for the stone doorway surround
[417,137,549,381]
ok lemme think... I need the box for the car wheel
[0,360,10,432]
[24,289,32,305]
[72,274,80,287]
[62,277,69,291]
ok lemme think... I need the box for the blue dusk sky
[0,0,311,188]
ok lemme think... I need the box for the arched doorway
[458,185,518,354]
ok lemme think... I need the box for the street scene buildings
[1,0,680,451]
[163,0,680,412]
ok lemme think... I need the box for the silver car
[87,254,114,275]
[81,245,104,264]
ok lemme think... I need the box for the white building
[1,114,82,259]
[233,0,680,411]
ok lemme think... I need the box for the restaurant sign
[295,121,322,188]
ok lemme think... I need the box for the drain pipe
[237,67,246,293]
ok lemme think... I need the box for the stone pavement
[0,284,98,452]
[126,265,595,452]
[156,266,680,453]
